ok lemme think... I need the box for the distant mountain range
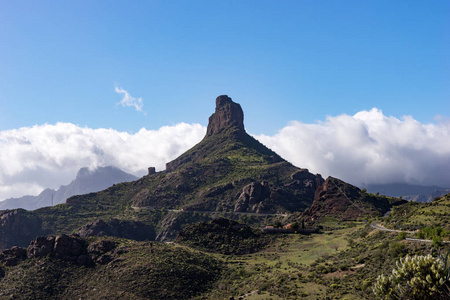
[0,166,138,211]
[363,183,450,202]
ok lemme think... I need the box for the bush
[397,231,407,240]
[373,253,450,299]
[388,241,405,257]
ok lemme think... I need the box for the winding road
[370,223,450,244]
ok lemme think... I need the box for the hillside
[176,218,273,254]
[0,235,223,299]
[303,177,407,223]
[2,217,448,299]
[0,166,138,210]
[381,192,450,231]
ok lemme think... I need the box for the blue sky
[1,1,450,201]
[1,0,448,135]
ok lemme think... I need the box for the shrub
[373,253,450,299]
[397,231,407,240]
[388,241,406,257]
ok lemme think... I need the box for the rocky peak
[206,95,244,136]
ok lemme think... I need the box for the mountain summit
[134,95,320,214]
[206,95,244,136]
[166,95,282,172]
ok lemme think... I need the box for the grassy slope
[0,237,223,300]
[132,126,313,213]
[200,219,449,299]
[382,193,450,231]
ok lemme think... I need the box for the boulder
[0,246,27,266]
[27,236,55,258]
[53,234,84,261]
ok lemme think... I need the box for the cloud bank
[1,108,449,201]
[115,86,144,113]
[256,108,450,188]
[0,123,205,200]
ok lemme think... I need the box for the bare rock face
[53,234,84,260]
[0,246,27,266]
[206,95,244,136]
[234,182,271,213]
[27,236,55,258]
[303,176,406,223]
[0,210,44,251]
[27,234,91,266]
[311,177,368,220]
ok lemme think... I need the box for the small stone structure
[148,167,156,175]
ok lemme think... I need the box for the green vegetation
[0,237,224,299]
[373,253,450,299]
[2,217,450,299]
[417,226,450,244]
[383,194,450,232]
[176,218,274,254]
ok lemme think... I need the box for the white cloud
[115,86,144,113]
[0,122,206,200]
[256,108,450,188]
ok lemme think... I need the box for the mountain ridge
[0,166,138,211]
[363,182,450,202]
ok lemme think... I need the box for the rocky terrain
[176,218,273,254]
[0,235,223,299]
[303,177,406,223]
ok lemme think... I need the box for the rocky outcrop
[234,182,271,213]
[27,234,91,266]
[166,95,247,172]
[76,218,156,241]
[148,167,156,175]
[303,177,406,223]
[1,234,123,268]
[165,95,283,172]
[206,95,244,136]
[233,171,324,214]
[87,239,118,265]
[0,246,27,266]
[306,176,372,221]
[0,209,44,251]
